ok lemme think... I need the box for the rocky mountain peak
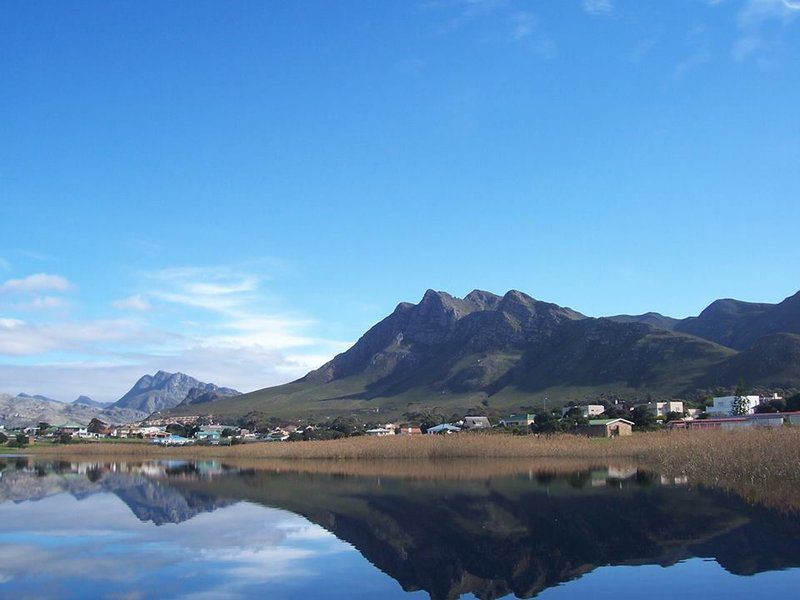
[112,371,239,414]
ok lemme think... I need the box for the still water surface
[1,457,799,599]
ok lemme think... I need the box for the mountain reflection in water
[1,457,799,599]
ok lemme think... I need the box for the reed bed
[27,427,800,467]
[24,428,800,511]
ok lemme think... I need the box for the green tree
[534,412,563,434]
[631,406,658,431]
[15,433,29,447]
[166,423,188,437]
[785,394,800,412]
[0,432,7,444]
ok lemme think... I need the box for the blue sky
[1,0,799,400]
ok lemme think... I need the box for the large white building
[709,395,761,416]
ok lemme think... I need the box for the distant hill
[72,395,111,409]
[17,392,60,403]
[675,291,800,350]
[171,287,800,420]
[111,371,239,414]
[0,393,146,428]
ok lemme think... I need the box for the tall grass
[25,428,800,511]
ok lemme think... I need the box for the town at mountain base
[168,287,800,420]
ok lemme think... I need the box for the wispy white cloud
[674,24,712,79]
[113,294,152,312]
[0,264,350,400]
[734,0,799,61]
[0,273,74,294]
[424,0,555,54]
[582,0,613,15]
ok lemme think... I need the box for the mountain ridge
[171,287,800,420]
[112,371,240,414]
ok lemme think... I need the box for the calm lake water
[1,457,799,599]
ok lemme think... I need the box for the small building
[365,427,395,436]
[500,414,535,427]
[461,416,491,430]
[578,418,634,438]
[152,434,192,446]
[709,395,761,416]
[561,405,605,418]
[426,424,461,435]
[397,426,423,436]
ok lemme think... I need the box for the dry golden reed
[24,428,800,511]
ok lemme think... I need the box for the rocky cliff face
[111,371,239,414]
[304,289,585,388]
[296,289,743,400]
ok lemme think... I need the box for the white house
[500,414,535,427]
[709,395,761,416]
[652,401,684,417]
[561,405,605,418]
[365,427,395,436]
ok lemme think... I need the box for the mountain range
[0,393,148,429]
[171,288,800,420]
[0,371,239,427]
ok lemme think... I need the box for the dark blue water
[1,458,798,599]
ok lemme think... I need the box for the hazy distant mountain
[72,395,111,409]
[172,287,800,420]
[112,371,239,414]
[0,393,146,428]
[17,392,60,403]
